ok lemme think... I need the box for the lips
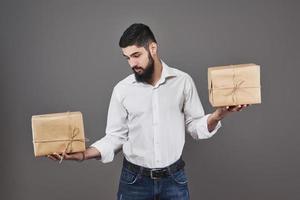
[133,67,143,73]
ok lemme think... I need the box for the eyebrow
[122,51,141,58]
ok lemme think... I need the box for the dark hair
[119,23,157,48]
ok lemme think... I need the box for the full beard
[133,53,155,83]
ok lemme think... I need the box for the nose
[128,58,138,68]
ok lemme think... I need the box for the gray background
[1,0,299,199]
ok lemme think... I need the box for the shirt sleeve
[90,86,129,163]
[183,74,221,140]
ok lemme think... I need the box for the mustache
[132,66,143,71]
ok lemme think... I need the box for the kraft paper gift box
[32,111,86,157]
[208,63,261,107]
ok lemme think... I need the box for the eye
[133,54,140,58]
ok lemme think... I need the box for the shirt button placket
[152,87,160,165]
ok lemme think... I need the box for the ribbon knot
[64,127,80,153]
[225,79,245,105]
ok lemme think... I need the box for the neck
[148,58,162,86]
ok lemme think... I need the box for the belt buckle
[150,169,160,179]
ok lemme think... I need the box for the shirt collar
[131,60,177,84]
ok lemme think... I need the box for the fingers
[237,104,250,111]
[236,105,243,111]
[45,152,83,162]
[225,105,237,112]
[47,154,58,161]
[46,152,64,162]
[54,152,63,161]
[226,104,250,112]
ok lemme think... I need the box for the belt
[122,157,185,179]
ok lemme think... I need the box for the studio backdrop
[1,0,299,199]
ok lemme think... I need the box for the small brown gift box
[31,111,86,157]
[208,63,261,107]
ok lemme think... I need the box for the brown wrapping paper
[31,111,86,157]
[208,63,261,107]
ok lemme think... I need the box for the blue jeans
[117,163,190,200]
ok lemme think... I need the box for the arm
[48,147,101,162]
[183,74,222,139]
[48,86,128,163]
[207,112,222,133]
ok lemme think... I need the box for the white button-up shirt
[91,60,221,168]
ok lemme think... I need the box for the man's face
[122,45,154,83]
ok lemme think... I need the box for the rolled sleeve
[90,138,114,162]
[196,114,222,139]
[91,136,121,163]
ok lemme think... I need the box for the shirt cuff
[197,114,222,139]
[90,139,114,163]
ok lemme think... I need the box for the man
[49,23,249,200]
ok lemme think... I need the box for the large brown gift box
[32,111,86,157]
[208,63,261,107]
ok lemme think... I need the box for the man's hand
[214,104,250,121]
[207,104,250,132]
[46,147,101,163]
[47,151,85,163]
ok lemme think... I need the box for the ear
[148,42,158,56]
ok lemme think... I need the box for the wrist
[77,151,85,162]
[212,109,224,121]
